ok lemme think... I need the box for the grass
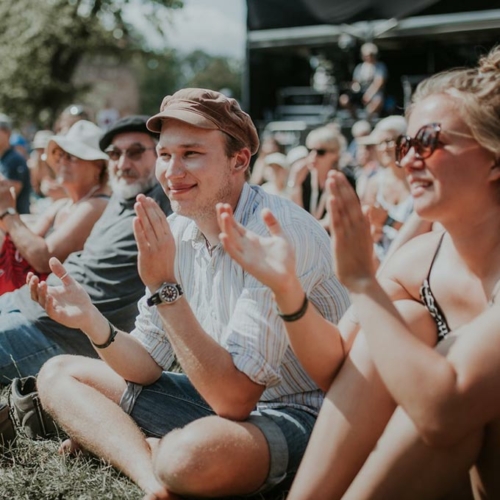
[0,385,143,499]
[0,388,287,500]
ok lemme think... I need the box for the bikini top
[419,232,451,342]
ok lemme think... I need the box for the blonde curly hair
[408,45,500,159]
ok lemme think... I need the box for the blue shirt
[0,147,31,213]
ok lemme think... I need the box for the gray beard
[110,176,158,200]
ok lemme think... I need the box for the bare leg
[288,303,437,500]
[153,415,270,497]
[37,355,172,499]
[343,406,483,500]
[287,333,396,500]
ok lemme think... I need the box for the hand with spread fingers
[26,257,96,331]
[133,194,176,292]
[327,170,376,293]
[217,203,299,294]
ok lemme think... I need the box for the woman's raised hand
[327,171,376,292]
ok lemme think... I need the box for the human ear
[489,157,500,182]
[232,148,251,171]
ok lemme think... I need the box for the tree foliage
[134,48,243,117]
[180,50,243,101]
[0,0,182,126]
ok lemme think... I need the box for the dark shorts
[119,371,317,495]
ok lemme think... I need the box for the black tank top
[419,233,451,342]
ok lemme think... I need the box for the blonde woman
[220,46,500,499]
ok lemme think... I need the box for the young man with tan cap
[34,89,349,499]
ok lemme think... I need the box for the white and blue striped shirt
[132,183,350,415]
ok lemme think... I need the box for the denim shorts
[119,371,317,495]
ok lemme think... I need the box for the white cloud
[126,0,246,59]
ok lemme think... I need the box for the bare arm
[378,210,434,274]
[0,176,23,197]
[3,197,108,273]
[328,170,500,446]
[133,195,265,421]
[287,160,310,208]
[363,65,387,104]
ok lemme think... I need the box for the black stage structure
[244,0,500,129]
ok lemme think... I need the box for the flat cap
[99,115,159,151]
[147,88,259,155]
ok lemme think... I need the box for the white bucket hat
[46,120,108,167]
[265,152,289,170]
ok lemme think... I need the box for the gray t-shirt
[14,184,171,338]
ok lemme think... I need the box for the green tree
[0,0,182,127]
[180,50,243,101]
[132,49,183,116]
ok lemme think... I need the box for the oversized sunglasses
[395,123,475,167]
[307,147,337,157]
[105,145,155,162]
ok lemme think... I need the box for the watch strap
[147,282,183,307]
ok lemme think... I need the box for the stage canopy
[246,0,500,48]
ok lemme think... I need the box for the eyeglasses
[52,149,80,163]
[105,145,156,162]
[308,148,337,157]
[395,123,475,167]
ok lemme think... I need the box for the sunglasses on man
[395,123,475,167]
[105,144,156,162]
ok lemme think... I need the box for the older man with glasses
[0,115,172,384]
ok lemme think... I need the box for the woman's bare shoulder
[379,230,446,298]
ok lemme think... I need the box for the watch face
[160,284,179,303]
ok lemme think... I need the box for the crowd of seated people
[0,120,110,294]
[0,45,499,500]
[251,116,412,267]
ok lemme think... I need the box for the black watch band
[91,321,118,349]
[147,282,184,307]
[276,295,309,322]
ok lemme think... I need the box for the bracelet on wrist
[91,321,118,349]
[276,294,309,322]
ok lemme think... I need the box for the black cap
[99,115,159,151]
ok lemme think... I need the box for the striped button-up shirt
[132,183,350,415]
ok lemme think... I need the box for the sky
[126,0,247,59]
